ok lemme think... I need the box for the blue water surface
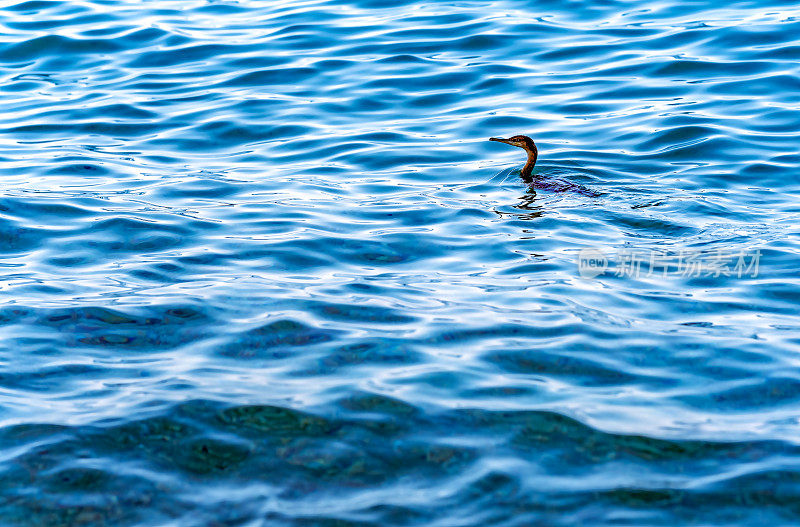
[1,0,800,524]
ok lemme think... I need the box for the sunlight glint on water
[0,0,799,524]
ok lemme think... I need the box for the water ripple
[1,0,799,523]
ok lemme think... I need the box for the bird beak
[490,137,513,145]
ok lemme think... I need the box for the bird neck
[520,145,538,182]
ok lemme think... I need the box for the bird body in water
[489,134,600,197]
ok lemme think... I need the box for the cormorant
[490,135,601,197]
[489,135,538,182]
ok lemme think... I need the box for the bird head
[489,135,535,152]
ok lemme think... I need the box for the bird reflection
[492,191,545,221]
